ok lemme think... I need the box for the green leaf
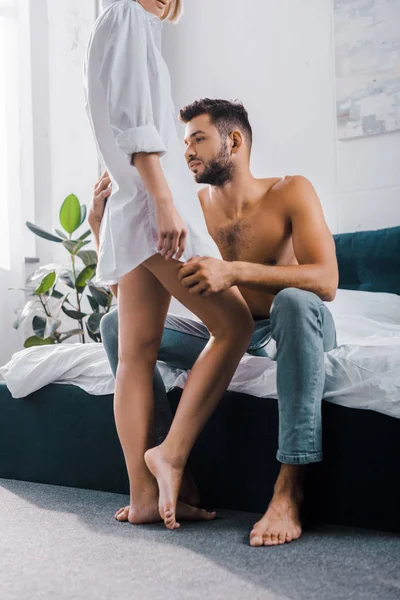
[76,240,91,252]
[75,266,96,292]
[34,272,56,295]
[26,222,63,243]
[87,312,104,335]
[33,315,61,338]
[59,194,81,234]
[53,228,68,240]
[87,281,110,308]
[62,240,80,255]
[59,329,84,342]
[79,205,87,226]
[77,250,97,267]
[13,300,43,330]
[51,289,64,299]
[78,229,92,241]
[87,295,99,313]
[24,336,55,348]
[26,263,61,285]
[62,239,90,255]
[32,315,47,337]
[59,270,75,289]
[86,323,99,343]
[61,306,87,320]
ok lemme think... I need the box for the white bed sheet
[1,290,400,419]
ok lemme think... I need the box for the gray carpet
[1,479,399,600]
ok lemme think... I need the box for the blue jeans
[101,288,337,465]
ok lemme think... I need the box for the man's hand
[88,171,111,233]
[178,256,235,296]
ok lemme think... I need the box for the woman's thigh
[118,263,171,362]
[143,254,252,337]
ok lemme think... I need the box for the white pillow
[326,289,400,325]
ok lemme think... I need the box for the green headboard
[333,225,400,295]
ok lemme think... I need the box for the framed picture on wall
[334,0,400,140]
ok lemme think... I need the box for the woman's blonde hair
[161,0,183,24]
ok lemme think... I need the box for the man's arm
[88,171,119,299]
[179,177,338,301]
[231,177,338,301]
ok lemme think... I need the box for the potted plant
[11,194,114,347]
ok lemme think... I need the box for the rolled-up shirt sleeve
[99,6,167,157]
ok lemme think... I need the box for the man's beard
[194,146,234,187]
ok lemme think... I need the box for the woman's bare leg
[115,263,217,524]
[143,254,254,529]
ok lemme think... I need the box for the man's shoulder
[265,175,312,194]
[265,175,316,205]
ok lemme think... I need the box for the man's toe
[250,530,263,547]
[278,532,286,544]
[270,533,279,545]
[263,534,273,546]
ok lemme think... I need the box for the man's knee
[270,288,321,326]
[100,309,119,376]
[100,308,119,344]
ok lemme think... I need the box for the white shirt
[84,0,220,285]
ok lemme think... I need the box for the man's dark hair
[179,98,253,151]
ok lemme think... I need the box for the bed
[1,225,400,532]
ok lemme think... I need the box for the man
[90,99,338,547]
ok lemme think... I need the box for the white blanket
[1,290,400,419]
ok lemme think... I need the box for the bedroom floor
[1,479,399,600]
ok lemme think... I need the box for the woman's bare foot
[115,501,215,525]
[114,501,160,524]
[144,444,184,530]
[249,464,305,547]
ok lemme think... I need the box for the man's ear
[230,130,243,154]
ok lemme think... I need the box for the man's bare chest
[208,212,292,265]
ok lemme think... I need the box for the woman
[85,0,253,530]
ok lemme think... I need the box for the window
[0,0,18,271]
[0,0,17,269]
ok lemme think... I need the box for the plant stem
[71,253,85,344]
[39,295,51,318]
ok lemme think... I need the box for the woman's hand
[88,171,111,233]
[132,152,187,260]
[155,200,187,261]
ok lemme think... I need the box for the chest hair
[214,221,253,261]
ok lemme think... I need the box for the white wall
[47,0,99,263]
[163,0,400,234]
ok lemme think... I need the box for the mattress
[1,289,400,419]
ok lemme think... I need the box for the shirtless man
[92,98,339,546]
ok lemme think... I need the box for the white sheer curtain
[0,0,18,270]
[0,0,25,366]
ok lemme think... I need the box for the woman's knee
[118,330,161,367]
[210,301,254,348]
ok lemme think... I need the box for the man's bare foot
[250,464,305,547]
[144,444,184,530]
[115,501,215,525]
